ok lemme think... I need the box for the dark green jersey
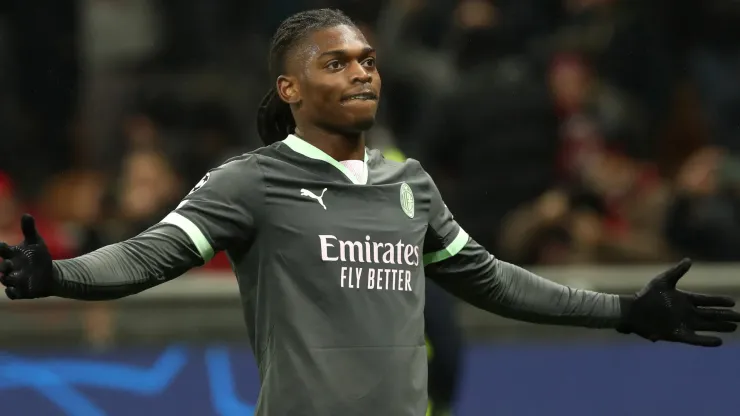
[162,135,468,415]
[52,135,622,416]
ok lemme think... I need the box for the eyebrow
[318,46,375,59]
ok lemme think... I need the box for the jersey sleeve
[52,224,204,300]
[160,155,264,262]
[422,171,623,328]
[422,175,471,268]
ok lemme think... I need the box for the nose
[349,62,372,84]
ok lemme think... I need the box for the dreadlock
[257,9,356,145]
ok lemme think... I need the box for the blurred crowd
[2,0,740,268]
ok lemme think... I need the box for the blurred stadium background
[2,0,740,414]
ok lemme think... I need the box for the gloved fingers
[683,291,735,308]
[691,320,737,333]
[0,261,15,286]
[0,243,14,259]
[696,308,740,322]
[661,258,692,288]
[0,259,12,275]
[20,214,40,245]
[5,287,18,300]
[674,330,722,347]
[0,269,20,288]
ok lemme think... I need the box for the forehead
[305,25,370,56]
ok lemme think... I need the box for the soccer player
[2,8,740,416]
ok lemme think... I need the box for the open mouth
[341,92,378,102]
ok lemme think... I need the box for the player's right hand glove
[616,258,740,347]
[0,214,56,299]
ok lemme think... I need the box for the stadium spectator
[0,172,76,260]
[665,146,740,262]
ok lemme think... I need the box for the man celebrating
[2,9,740,416]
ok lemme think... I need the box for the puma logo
[300,188,327,210]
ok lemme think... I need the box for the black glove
[0,214,55,299]
[617,258,740,347]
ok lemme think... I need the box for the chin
[320,111,377,136]
[330,115,376,135]
[338,101,378,131]
[350,116,376,132]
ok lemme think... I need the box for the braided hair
[257,9,356,145]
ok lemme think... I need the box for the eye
[362,58,376,68]
[325,60,344,71]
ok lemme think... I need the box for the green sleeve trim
[161,212,215,262]
[423,228,469,266]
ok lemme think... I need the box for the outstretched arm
[50,224,202,300]
[426,229,623,328]
[0,155,264,301]
[421,167,740,346]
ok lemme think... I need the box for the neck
[294,125,365,161]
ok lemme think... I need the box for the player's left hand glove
[616,258,740,347]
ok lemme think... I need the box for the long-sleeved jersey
[53,134,622,415]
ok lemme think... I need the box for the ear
[276,75,301,105]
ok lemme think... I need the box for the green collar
[282,134,369,185]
